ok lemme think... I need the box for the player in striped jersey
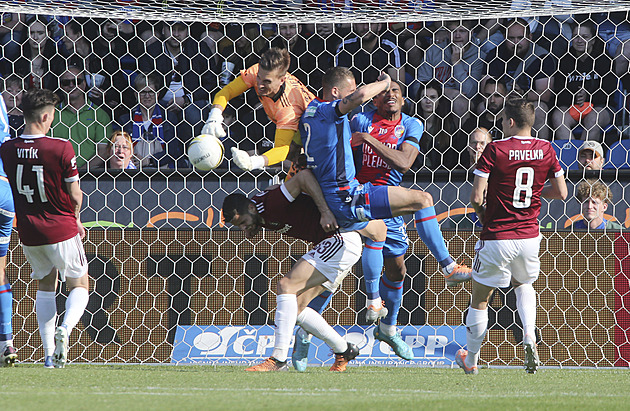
[222,169,362,372]
[0,93,16,367]
[202,47,315,171]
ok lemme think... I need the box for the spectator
[577,140,605,171]
[307,23,343,94]
[483,18,555,139]
[269,23,315,90]
[415,20,486,121]
[139,21,218,143]
[335,23,405,84]
[552,22,616,142]
[117,72,182,169]
[50,66,112,170]
[1,75,25,138]
[107,130,137,170]
[0,12,24,64]
[572,179,622,230]
[61,19,113,114]
[463,78,507,140]
[9,15,64,90]
[415,81,463,170]
[462,127,493,170]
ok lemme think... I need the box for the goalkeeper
[201,47,315,171]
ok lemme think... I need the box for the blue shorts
[0,180,15,258]
[325,183,392,230]
[383,216,409,259]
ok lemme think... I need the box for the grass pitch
[2,364,629,410]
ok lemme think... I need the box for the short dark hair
[503,97,535,129]
[322,67,355,91]
[483,78,508,95]
[259,47,290,75]
[22,88,60,123]
[222,193,252,223]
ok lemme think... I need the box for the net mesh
[1,6,630,367]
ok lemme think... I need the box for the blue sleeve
[403,116,423,151]
[0,99,10,144]
[350,113,370,133]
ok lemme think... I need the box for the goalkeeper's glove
[201,107,226,138]
[231,147,265,171]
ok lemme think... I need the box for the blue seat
[551,139,581,170]
[604,140,630,169]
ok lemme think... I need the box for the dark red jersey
[252,184,330,244]
[0,134,80,246]
[474,136,563,240]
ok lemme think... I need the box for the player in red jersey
[222,169,364,372]
[456,98,567,375]
[0,89,89,369]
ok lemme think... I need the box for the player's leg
[37,267,59,369]
[384,186,471,284]
[511,235,543,373]
[456,239,512,374]
[51,235,90,368]
[356,220,387,321]
[0,190,15,367]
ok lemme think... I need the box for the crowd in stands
[1,13,630,172]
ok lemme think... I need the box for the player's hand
[201,107,226,138]
[231,147,253,171]
[351,132,370,147]
[377,72,391,91]
[77,220,86,240]
[320,210,339,233]
[574,89,587,106]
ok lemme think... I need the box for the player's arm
[66,180,85,239]
[352,133,418,173]
[202,76,250,137]
[283,168,338,232]
[470,174,488,225]
[542,175,568,200]
[337,74,391,116]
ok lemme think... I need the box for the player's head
[577,140,604,170]
[22,88,60,132]
[506,18,531,57]
[576,179,612,225]
[108,130,134,170]
[468,127,492,166]
[257,47,290,97]
[483,78,508,115]
[222,193,262,238]
[502,97,535,136]
[373,80,404,118]
[322,67,357,101]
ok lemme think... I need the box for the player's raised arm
[201,76,249,138]
[336,73,391,116]
[283,168,338,232]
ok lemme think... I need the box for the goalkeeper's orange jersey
[241,64,315,131]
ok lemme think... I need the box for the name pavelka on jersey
[508,149,544,161]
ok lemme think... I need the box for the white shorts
[23,234,88,282]
[472,235,542,288]
[302,231,362,292]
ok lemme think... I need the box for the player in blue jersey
[292,68,471,370]
[0,97,16,367]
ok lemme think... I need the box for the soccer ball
[188,134,224,171]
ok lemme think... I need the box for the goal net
[2,4,630,367]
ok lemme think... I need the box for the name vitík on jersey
[509,149,543,161]
[17,147,39,159]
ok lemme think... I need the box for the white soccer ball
[188,134,224,171]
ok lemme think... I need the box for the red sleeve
[475,143,495,176]
[62,141,79,181]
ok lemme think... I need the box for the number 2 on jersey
[513,166,533,208]
[16,164,48,203]
[302,123,315,164]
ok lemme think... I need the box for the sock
[307,290,333,315]
[378,323,397,337]
[62,287,89,334]
[380,275,403,329]
[465,307,488,369]
[414,207,452,267]
[514,283,537,343]
[36,291,57,357]
[0,283,13,343]
[296,307,347,354]
[362,239,384,300]
[271,294,297,362]
[366,297,382,309]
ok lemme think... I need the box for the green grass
[2,365,629,410]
